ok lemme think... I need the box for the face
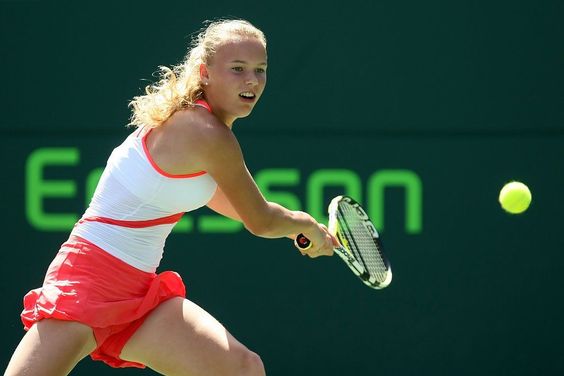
[201,37,267,126]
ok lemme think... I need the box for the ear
[199,64,209,84]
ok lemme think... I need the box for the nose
[245,73,259,86]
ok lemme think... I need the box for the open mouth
[239,91,256,100]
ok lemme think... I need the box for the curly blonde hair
[128,19,266,128]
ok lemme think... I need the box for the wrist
[293,211,317,233]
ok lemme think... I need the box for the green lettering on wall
[307,169,362,224]
[26,148,80,231]
[367,169,422,233]
[25,148,423,235]
[255,168,301,210]
[198,215,242,233]
[85,167,104,205]
[174,216,193,233]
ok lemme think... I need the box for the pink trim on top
[194,99,212,113]
[78,212,185,228]
[142,129,207,178]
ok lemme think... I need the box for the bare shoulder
[175,107,235,143]
[167,107,243,168]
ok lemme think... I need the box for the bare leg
[4,319,97,376]
[120,297,266,376]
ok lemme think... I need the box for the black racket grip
[295,233,312,250]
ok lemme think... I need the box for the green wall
[2,1,563,375]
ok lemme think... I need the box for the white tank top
[71,102,217,272]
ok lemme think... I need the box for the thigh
[4,319,97,376]
[120,297,265,376]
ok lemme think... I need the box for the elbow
[245,221,273,238]
[244,213,276,238]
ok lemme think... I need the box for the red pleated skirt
[20,235,186,368]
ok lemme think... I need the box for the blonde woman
[5,19,336,376]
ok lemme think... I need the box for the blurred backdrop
[2,0,563,375]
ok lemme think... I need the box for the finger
[330,233,340,247]
[319,246,334,257]
[309,246,333,258]
[306,246,323,258]
[308,252,321,258]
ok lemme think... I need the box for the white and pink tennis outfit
[72,107,217,272]
[21,100,217,369]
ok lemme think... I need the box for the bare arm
[203,135,313,238]
[206,187,242,222]
[208,187,309,242]
[185,115,332,253]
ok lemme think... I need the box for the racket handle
[295,233,312,250]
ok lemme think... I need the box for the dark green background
[2,1,563,375]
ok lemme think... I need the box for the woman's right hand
[295,222,339,258]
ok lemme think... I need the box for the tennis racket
[295,195,392,289]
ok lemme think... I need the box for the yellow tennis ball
[498,181,532,214]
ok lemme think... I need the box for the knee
[237,350,265,376]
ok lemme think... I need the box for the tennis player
[5,19,336,376]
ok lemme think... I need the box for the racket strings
[337,203,389,283]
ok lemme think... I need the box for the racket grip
[295,233,312,250]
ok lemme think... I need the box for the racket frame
[296,195,392,289]
[328,196,392,289]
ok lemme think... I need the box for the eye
[255,67,266,74]
[231,66,244,72]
